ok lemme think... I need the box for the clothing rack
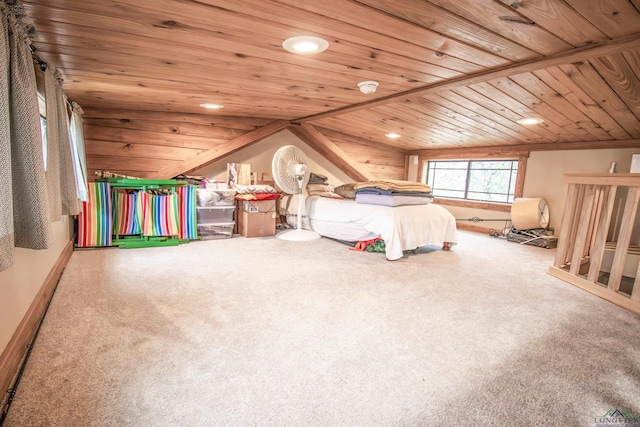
[103,178,193,249]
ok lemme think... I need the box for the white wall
[0,217,72,354]
[523,149,637,230]
[193,129,353,185]
[433,148,639,235]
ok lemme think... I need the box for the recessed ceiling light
[282,36,329,54]
[199,103,224,109]
[517,117,544,125]
[357,80,379,94]
[385,133,401,139]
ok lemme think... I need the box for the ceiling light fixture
[385,133,401,139]
[282,36,329,54]
[199,103,224,109]
[517,117,544,125]
[357,80,379,94]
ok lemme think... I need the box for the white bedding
[286,195,458,260]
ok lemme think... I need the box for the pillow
[334,183,358,199]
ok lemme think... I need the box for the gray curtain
[45,67,80,217]
[0,0,51,271]
[58,89,79,215]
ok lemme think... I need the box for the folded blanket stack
[354,180,433,207]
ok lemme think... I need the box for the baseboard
[456,222,492,234]
[0,239,74,414]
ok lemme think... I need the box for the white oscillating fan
[272,145,321,241]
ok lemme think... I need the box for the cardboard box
[237,200,277,237]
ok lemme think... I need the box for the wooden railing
[548,173,640,315]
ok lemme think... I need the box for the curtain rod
[29,44,78,111]
[28,44,48,71]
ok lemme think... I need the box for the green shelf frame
[98,178,195,249]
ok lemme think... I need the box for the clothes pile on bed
[353,180,434,207]
[305,173,342,198]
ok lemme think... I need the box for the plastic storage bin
[196,206,234,223]
[197,222,234,239]
[196,189,236,207]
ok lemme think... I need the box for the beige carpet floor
[4,231,640,426]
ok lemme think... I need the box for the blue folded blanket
[355,187,434,198]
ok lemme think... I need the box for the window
[39,113,47,170]
[35,65,47,171]
[426,159,518,203]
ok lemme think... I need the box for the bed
[284,195,458,261]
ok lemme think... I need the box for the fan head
[272,145,311,194]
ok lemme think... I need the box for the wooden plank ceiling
[22,0,640,180]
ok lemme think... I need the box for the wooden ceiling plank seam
[27,1,479,84]
[84,118,258,138]
[294,34,640,123]
[317,109,519,149]
[113,0,491,74]
[495,0,609,47]
[622,50,640,81]
[154,120,291,179]
[558,61,640,137]
[507,71,614,141]
[399,98,517,144]
[564,0,640,39]
[424,0,573,56]
[313,127,408,154]
[486,77,596,141]
[31,27,440,91]
[41,50,446,102]
[427,92,541,143]
[368,104,482,145]
[410,94,522,142]
[534,67,632,140]
[84,126,236,150]
[588,53,640,122]
[441,88,554,142]
[83,108,272,128]
[87,155,182,169]
[466,81,575,142]
[215,0,510,67]
[310,114,436,149]
[84,140,206,160]
[287,124,377,182]
[26,5,445,90]
[353,0,540,62]
[204,7,482,78]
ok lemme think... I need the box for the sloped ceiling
[22,0,640,179]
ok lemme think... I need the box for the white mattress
[286,195,458,260]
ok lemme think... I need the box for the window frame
[420,154,528,212]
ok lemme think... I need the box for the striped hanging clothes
[114,190,142,235]
[141,192,179,237]
[177,186,198,240]
[77,182,112,247]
